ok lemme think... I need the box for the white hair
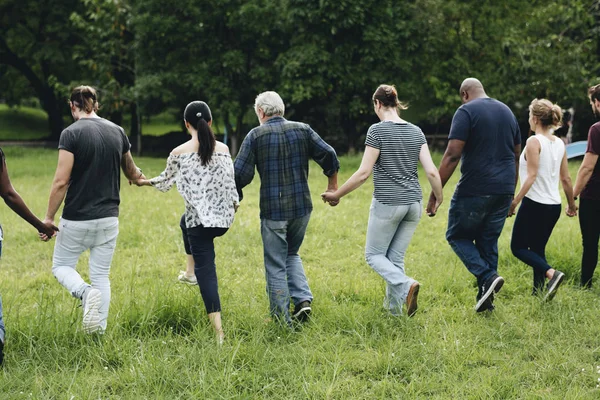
[255,91,285,117]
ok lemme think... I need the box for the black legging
[180,215,228,313]
[511,197,561,293]
[579,198,600,288]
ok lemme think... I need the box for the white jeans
[52,217,119,331]
[365,199,422,315]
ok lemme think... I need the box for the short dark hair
[589,84,600,103]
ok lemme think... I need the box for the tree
[70,0,141,150]
[0,0,86,140]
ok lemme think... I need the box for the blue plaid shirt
[234,116,340,221]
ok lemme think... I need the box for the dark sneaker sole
[292,306,311,322]
[406,283,420,317]
[0,339,3,367]
[544,272,565,302]
[475,276,504,312]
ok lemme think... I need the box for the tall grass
[0,148,598,398]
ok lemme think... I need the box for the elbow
[561,176,572,187]
[357,170,371,183]
[1,189,18,205]
[53,178,70,191]
[426,169,439,181]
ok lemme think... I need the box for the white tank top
[519,134,564,205]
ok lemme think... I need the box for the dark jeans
[446,194,512,285]
[579,198,600,288]
[510,197,560,293]
[180,215,228,314]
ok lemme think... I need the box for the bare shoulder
[171,140,198,155]
[215,141,230,154]
[526,136,541,147]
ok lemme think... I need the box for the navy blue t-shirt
[448,98,521,197]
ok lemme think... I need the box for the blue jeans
[365,199,421,315]
[260,214,313,326]
[446,195,512,285]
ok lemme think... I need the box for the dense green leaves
[0,0,599,148]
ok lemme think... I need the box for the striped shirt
[365,121,426,206]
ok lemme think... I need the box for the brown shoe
[406,282,420,317]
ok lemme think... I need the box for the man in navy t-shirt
[427,78,521,312]
[573,84,600,288]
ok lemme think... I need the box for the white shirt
[150,152,239,228]
[519,135,564,205]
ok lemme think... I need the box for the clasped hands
[321,190,340,207]
[38,218,59,242]
[129,173,149,187]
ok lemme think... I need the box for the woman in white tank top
[509,99,577,300]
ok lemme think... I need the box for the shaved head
[459,77,487,104]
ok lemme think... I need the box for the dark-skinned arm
[0,154,57,237]
[426,139,465,216]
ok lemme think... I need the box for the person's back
[60,117,130,221]
[234,90,339,326]
[450,97,521,197]
[45,85,144,334]
[432,78,521,313]
[368,121,426,205]
[238,116,338,221]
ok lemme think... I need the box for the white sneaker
[82,288,102,333]
[178,271,198,285]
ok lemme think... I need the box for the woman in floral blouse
[136,101,238,344]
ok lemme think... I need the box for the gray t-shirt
[58,118,131,221]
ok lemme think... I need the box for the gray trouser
[52,217,119,331]
[365,199,421,315]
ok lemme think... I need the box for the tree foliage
[0,0,599,148]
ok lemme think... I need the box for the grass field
[0,148,598,398]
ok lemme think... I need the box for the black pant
[579,198,600,288]
[180,215,228,313]
[510,197,561,293]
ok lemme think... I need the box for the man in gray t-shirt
[43,86,144,333]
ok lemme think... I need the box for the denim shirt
[234,117,339,221]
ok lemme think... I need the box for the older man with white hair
[234,91,339,326]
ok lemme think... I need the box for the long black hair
[183,101,215,166]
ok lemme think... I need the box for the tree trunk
[41,87,64,141]
[0,37,65,140]
[230,113,245,158]
[129,101,142,155]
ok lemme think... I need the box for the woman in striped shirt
[322,84,443,316]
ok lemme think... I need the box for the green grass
[0,105,51,140]
[0,149,599,398]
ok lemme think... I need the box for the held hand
[129,173,147,186]
[426,192,438,217]
[321,191,340,207]
[39,218,58,242]
[566,204,578,217]
[508,200,518,217]
[135,178,150,187]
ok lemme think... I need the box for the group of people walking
[1,79,600,366]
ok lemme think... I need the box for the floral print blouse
[150,152,239,228]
